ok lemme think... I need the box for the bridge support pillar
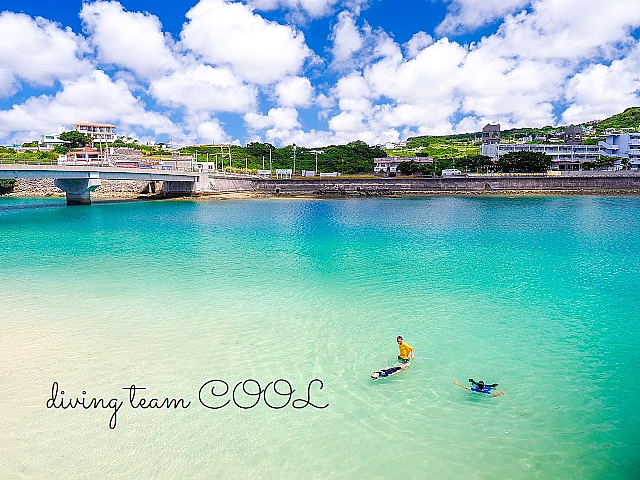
[161,180,197,196]
[54,178,102,205]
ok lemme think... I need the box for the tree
[59,131,92,149]
[245,142,274,159]
[0,179,16,194]
[397,160,425,175]
[582,157,617,170]
[53,144,70,154]
[496,151,552,173]
[456,154,493,171]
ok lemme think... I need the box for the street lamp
[309,150,324,175]
[292,144,296,176]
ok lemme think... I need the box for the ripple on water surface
[0,196,639,479]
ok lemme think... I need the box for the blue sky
[1,0,639,147]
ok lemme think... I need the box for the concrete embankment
[249,174,640,196]
[7,174,640,200]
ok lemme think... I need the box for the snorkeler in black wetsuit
[371,363,409,379]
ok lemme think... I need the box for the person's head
[397,336,403,345]
[371,372,380,379]
[477,380,485,390]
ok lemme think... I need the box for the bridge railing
[0,157,59,166]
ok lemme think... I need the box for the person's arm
[410,346,415,359]
[491,390,506,397]
[454,381,470,390]
[469,379,478,386]
[487,383,499,388]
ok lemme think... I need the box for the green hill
[595,106,640,132]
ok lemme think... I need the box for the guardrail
[0,157,58,165]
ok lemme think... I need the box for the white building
[72,122,116,143]
[483,143,604,170]
[482,125,640,169]
[39,126,67,150]
[374,157,433,174]
[599,129,640,167]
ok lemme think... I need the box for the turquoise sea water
[0,196,639,479]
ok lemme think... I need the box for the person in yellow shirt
[397,336,415,363]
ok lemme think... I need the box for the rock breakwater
[7,179,148,199]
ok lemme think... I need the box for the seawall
[249,174,640,195]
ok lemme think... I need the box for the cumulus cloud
[0,70,180,142]
[404,31,434,59]
[0,12,90,94]
[330,11,364,63]
[561,45,640,124]
[180,0,312,85]
[195,119,231,145]
[149,65,257,113]
[274,76,313,107]
[3,0,640,146]
[457,45,564,127]
[437,0,530,35]
[80,1,180,79]
[322,0,640,142]
[479,0,640,62]
[247,0,370,19]
[245,107,301,130]
[248,0,337,18]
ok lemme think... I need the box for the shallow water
[1,196,639,479]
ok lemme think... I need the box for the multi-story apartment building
[599,130,640,167]
[482,124,640,169]
[492,143,604,169]
[71,122,116,143]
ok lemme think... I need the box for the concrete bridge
[0,164,204,205]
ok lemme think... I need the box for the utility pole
[309,150,324,175]
[293,144,296,176]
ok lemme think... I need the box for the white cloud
[180,0,312,85]
[0,70,180,143]
[80,1,180,79]
[0,12,90,93]
[561,46,640,124]
[330,11,364,63]
[3,0,640,146]
[245,107,301,130]
[365,38,466,110]
[437,0,530,35]
[328,110,365,133]
[149,65,257,113]
[274,76,314,107]
[0,68,18,98]
[247,0,369,19]
[195,118,230,144]
[404,31,434,59]
[457,46,565,127]
[478,0,640,62]
[248,0,337,18]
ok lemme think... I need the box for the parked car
[441,168,465,176]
